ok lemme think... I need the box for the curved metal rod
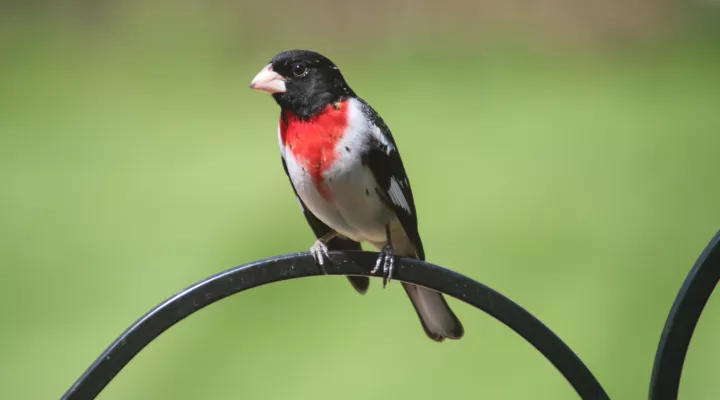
[61,251,609,400]
[649,230,720,400]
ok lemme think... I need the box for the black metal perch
[60,230,720,400]
[60,252,608,399]
[649,230,720,400]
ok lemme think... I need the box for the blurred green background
[2,1,720,399]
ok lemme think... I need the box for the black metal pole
[649,230,720,400]
[60,251,609,400]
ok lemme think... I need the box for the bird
[249,50,464,342]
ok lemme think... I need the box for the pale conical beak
[249,64,286,94]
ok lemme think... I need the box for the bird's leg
[370,225,395,288]
[310,231,338,274]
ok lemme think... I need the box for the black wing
[358,99,425,261]
[281,156,369,294]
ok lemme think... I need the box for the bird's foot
[310,239,330,274]
[371,244,395,288]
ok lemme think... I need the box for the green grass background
[1,9,720,400]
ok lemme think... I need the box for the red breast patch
[280,101,349,200]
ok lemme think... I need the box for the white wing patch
[388,177,411,214]
[370,123,395,155]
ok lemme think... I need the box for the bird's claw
[370,244,395,288]
[310,240,330,274]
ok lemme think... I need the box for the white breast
[280,98,393,243]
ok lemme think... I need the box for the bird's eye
[292,63,307,77]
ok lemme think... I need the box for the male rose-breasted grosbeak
[249,50,464,342]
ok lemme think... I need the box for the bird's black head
[249,50,354,119]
